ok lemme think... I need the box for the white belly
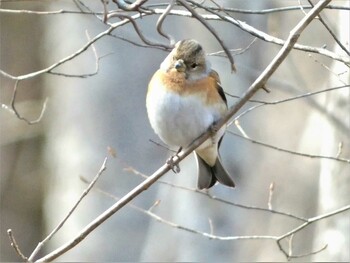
[147,88,224,148]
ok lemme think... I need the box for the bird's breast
[146,71,226,147]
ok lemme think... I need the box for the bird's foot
[210,123,219,134]
[166,147,182,173]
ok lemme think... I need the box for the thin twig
[0,14,144,81]
[268,182,275,210]
[288,234,294,257]
[28,157,108,262]
[228,131,350,164]
[226,84,349,135]
[202,4,350,15]
[7,229,28,261]
[48,30,102,78]
[112,0,148,11]
[308,54,349,85]
[148,139,176,152]
[336,142,343,158]
[298,0,309,15]
[234,120,250,138]
[0,8,103,15]
[109,34,169,51]
[288,244,328,259]
[236,85,348,105]
[106,13,172,50]
[307,0,350,56]
[156,0,176,46]
[276,205,350,258]
[1,80,49,125]
[208,37,257,57]
[101,0,108,22]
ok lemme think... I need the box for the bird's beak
[174,59,186,72]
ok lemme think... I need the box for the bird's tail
[195,153,235,189]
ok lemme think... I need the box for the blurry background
[1,0,349,261]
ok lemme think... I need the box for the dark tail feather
[213,157,235,188]
[195,153,235,189]
[195,153,217,189]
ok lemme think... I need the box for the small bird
[146,39,235,189]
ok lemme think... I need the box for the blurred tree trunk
[311,7,350,261]
[0,2,45,261]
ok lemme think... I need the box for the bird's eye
[190,63,198,69]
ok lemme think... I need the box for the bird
[146,39,235,189]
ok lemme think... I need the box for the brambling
[146,39,235,189]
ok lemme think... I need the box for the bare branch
[101,0,109,22]
[148,139,176,152]
[0,8,101,15]
[156,0,176,46]
[2,5,348,82]
[0,16,136,81]
[289,244,328,259]
[276,205,350,259]
[229,85,350,133]
[112,0,148,11]
[7,229,28,261]
[28,157,108,262]
[228,131,350,164]
[307,0,350,56]
[48,30,102,78]
[199,4,350,15]
[298,0,309,15]
[109,34,167,51]
[80,181,278,241]
[122,163,308,222]
[268,182,275,210]
[177,0,236,72]
[226,85,350,106]
[1,80,49,125]
[211,0,334,135]
[208,37,257,57]
[85,179,349,260]
[336,142,344,158]
[106,13,172,50]
[308,54,349,85]
[1,4,348,16]
[148,8,350,65]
